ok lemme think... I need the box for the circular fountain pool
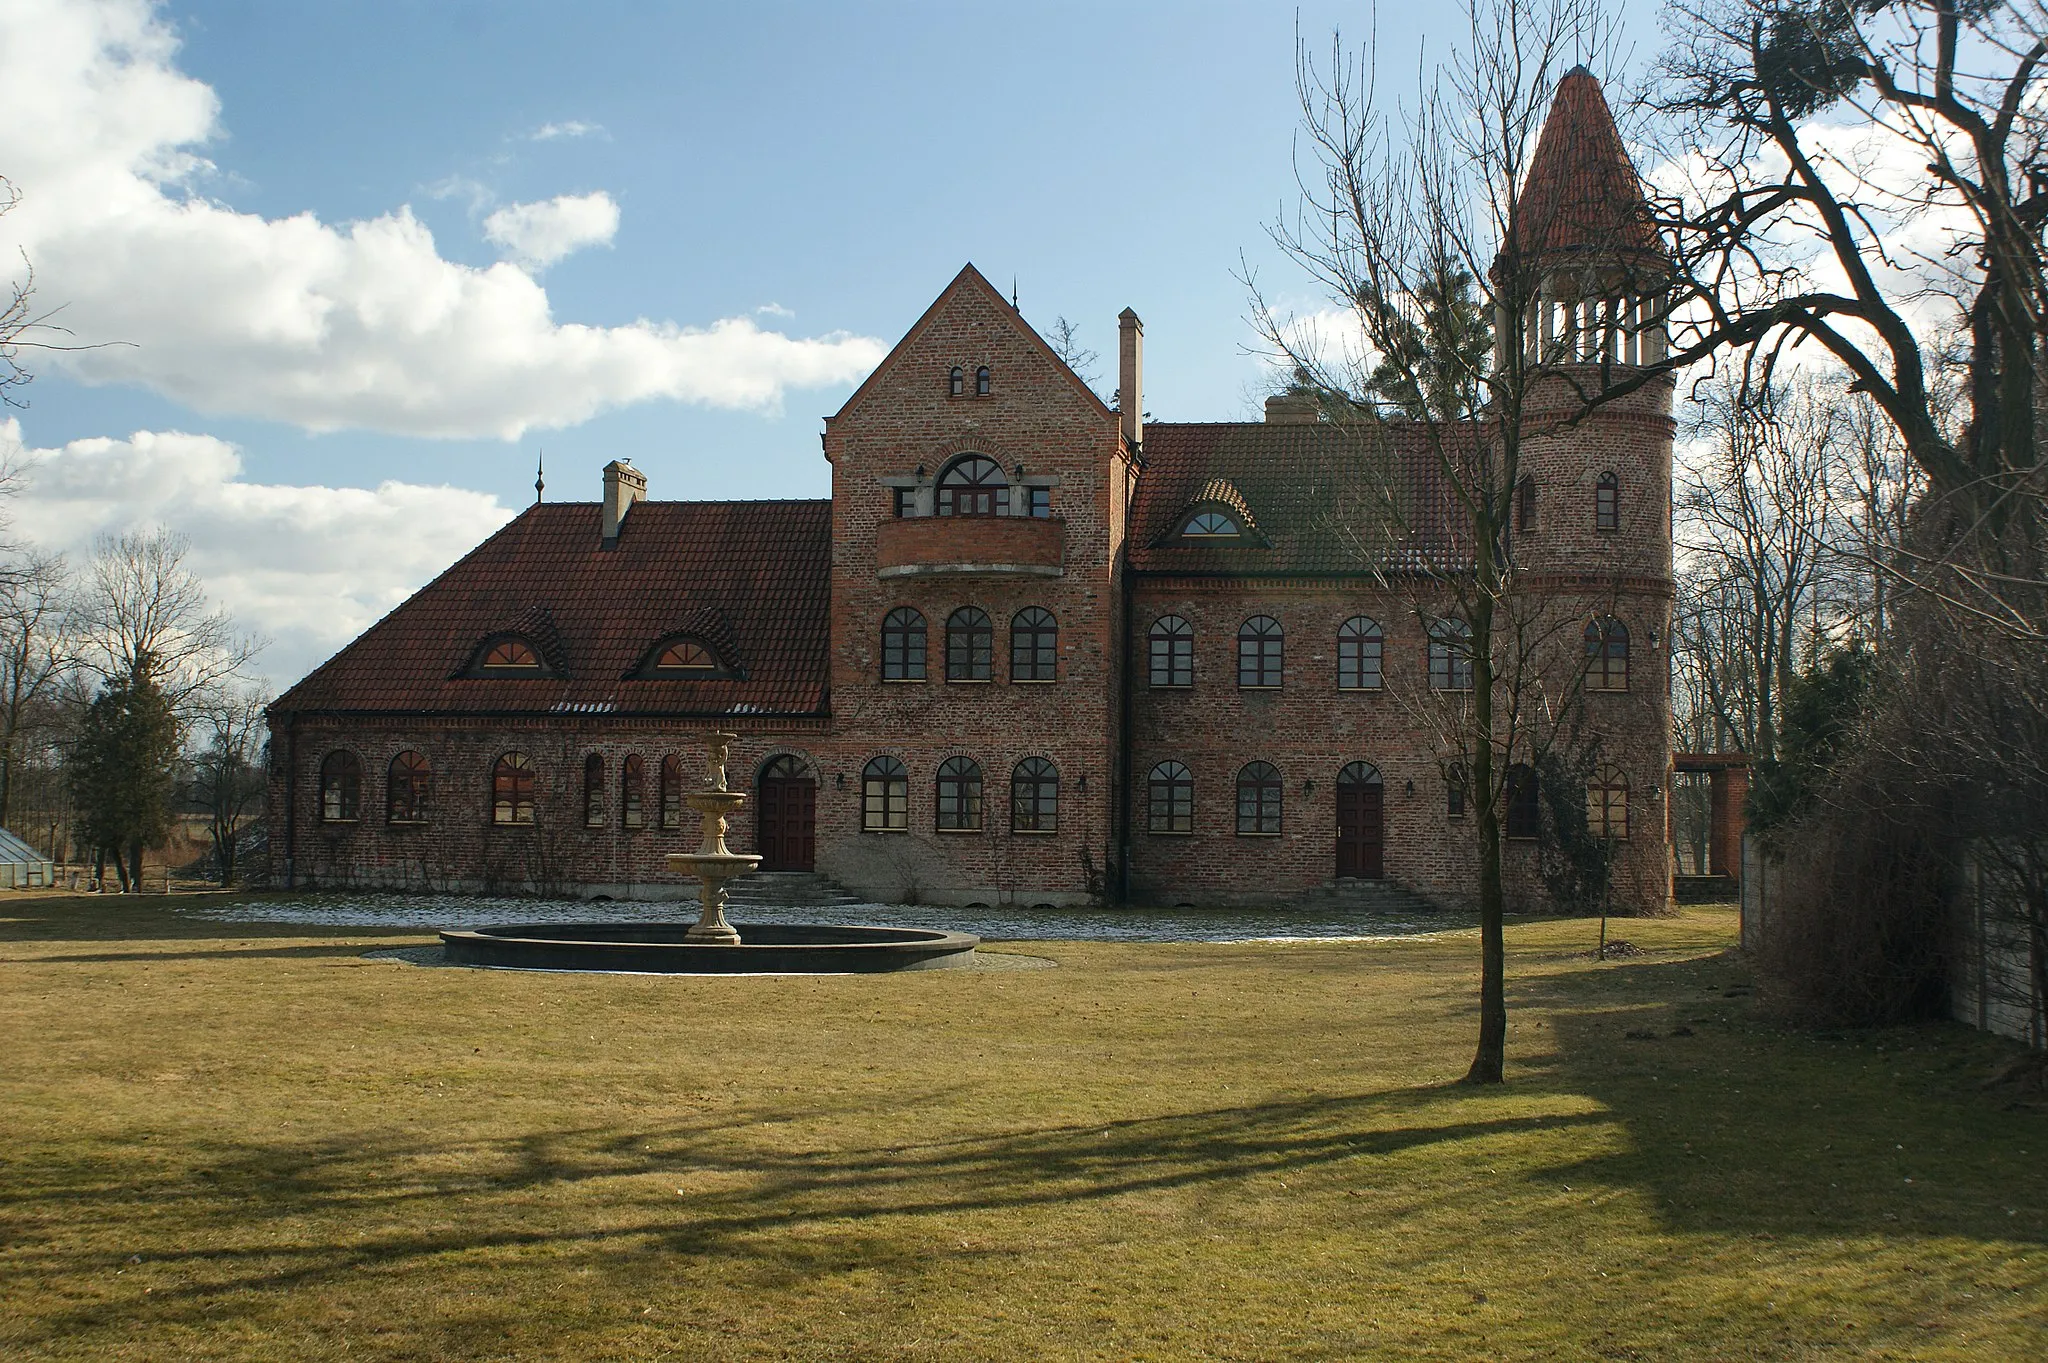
[439,921,980,974]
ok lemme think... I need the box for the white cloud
[531,120,603,142]
[0,0,884,439]
[482,191,619,269]
[5,418,514,687]
[755,302,796,319]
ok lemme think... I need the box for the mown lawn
[0,896,2042,1361]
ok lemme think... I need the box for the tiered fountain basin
[438,921,980,974]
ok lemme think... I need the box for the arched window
[649,639,717,674]
[975,365,991,396]
[1236,761,1283,834]
[1012,757,1059,833]
[935,757,984,831]
[1517,475,1538,531]
[1429,618,1474,691]
[492,752,536,826]
[1596,471,1619,532]
[386,751,430,824]
[1505,763,1541,840]
[881,607,927,681]
[319,751,361,822]
[1181,510,1241,538]
[1011,607,1057,682]
[1149,615,1193,687]
[660,755,685,829]
[936,454,1009,516]
[583,754,605,827]
[1585,617,1630,691]
[478,638,542,671]
[1338,616,1383,691]
[947,607,993,681]
[1590,764,1629,840]
[949,366,964,397]
[861,757,909,832]
[621,754,645,829]
[1147,761,1193,834]
[1238,615,1283,688]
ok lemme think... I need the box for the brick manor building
[269,70,1680,914]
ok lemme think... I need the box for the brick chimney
[601,459,646,548]
[1118,307,1143,450]
[1264,393,1321,424]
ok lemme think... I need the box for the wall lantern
[1076,773,1088,791]
[834,772,846,789]
[1404,780,1416,796]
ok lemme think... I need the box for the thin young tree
[0,550,76,826]
[188,685,269,886]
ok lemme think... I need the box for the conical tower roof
[1511,66,1659,262]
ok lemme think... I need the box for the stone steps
[722,871,866,909]
[1292,877,1445,917]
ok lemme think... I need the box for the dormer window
[949,366,964,397]
[975,365,991,396]
[637,636,733,678]
[475,638,544,673]
[1181,510,1242,539]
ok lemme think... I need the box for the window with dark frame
[893,486,917,518]
[659,754,684,829]
[1238,615,1283,688]
[1027,486,1051,518]
[492,752,536,826]
[1590,764,1630,840]
[1010,607,1057,681]
[1182,510,1242,538]
[1011,757,1058,833]
[862,756,909,832]
[975,365,991,396]
[319,750,361,822]
[935,757,984,831]
[1505,763,1541,840]
[1446,765,1468,817]
[1517,474,1538,531]
[936,455,1009,516]
[651,639,717,673]
[1337,616,1383,690]
[881,607,927,680]
[949,366,964,397]
[583,753,605,827]
[386,750,431,824]
[947,607,993,680]
[1147,761,1193,833]
[1429,618,1475,691]
[1584,617,1630,691]
[1236,761,1283,834]
[479,638,542,671]
[621,754,645,829]
[1149,615,1193,687]
[1596,471,1620,532]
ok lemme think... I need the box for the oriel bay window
[1238,615,1283,688]
[862,757,909,832]
[935,757,984,831]
[882,607,927,680]
[947,607,993,681]
[492,752,536,825]
[1149,615,1193,687]
[1338,616,1383,690]
[1147,761,1193,833]
[386,750,431,824]
[1010,607,1057,681]
[1011,758,1058,833]
[1236,762,1282,835]
[319,751,361,822]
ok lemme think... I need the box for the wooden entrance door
[1336,762,1385,880]
[757,756,816,872]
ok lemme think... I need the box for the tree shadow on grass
[1507,950,2048,1248]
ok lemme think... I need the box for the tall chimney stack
[1117,307,1143,450]
[601,459,647,548]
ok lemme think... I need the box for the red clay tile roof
[273,500,832,718]
[1131,422,1471,577]
[1511,67,1659,260]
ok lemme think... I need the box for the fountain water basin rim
[439,922,980,974]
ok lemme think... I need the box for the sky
[0,0,1665,689]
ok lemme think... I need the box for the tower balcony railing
[875,514,1065,579]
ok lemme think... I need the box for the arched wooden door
[1335,762,1385,880]
[757,755,816,872]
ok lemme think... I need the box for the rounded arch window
[1011,607,1057,682]
[1338,616,1383,691]
[651,639,717,673]
[861,756,909,832]
[1429,618,1474,691]
[659,754,685,829]
[478,638,541,671]
[1147,761,1193,834]
[1236,761,1283,834]
[761,754,812,781]
[1596,471,1620,532]
[386,751,430,824]
[582,753,605,827]
[492,752,536,826]
[1182,510,1241,539]
[621,754,646,829]
[948,366,964,397]
[319,751,361,822]
[936,454,1009,517]
[935,757,984,832]
[1238,615,1284,688]
[1590,764,1630,840]
[881,607,927,681]
[1337,761,1383,789]
[1148,615,1193,687]
[1585,617,1629,691]
[975,365,991,397]
[946,607,993,680]
[1012,757,1058,833]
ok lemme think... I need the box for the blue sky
[0,0,1655,685]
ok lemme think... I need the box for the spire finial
[534,448,545,504]
[1011,276,1019,310]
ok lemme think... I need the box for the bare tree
[1044,315,1102,390]
[188,685,269,886]
[0,550,77,825]
[77,530,264,709]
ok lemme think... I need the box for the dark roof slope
[1131,422,1469,577]
[1512,67,1659,260]
[274,499,832,718]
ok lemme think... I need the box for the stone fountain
[665,730,758,945]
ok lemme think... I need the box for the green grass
[1,897,2043,1361]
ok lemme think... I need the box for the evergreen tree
[69,659,180,892]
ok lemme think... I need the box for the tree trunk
[127,838,145,894]
[1465,572,1507,1084]
[93,846,107,893]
